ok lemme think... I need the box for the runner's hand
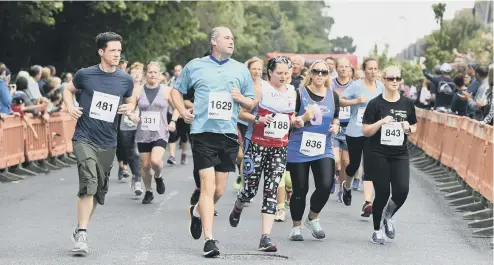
[118,103,134,115]
[129,113,140,124]
[168,121,176,132]
[356,95,367,104]
[293,117,304,128]
[329,123,340,134]
[261,114,274,125]
[401,121,410,131]
[181,108,195,124]
[380,116,394,126]
[68,106,83,120]
[231,85,243,102]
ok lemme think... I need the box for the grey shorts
[73,141,116,205]
[331,126,348,151]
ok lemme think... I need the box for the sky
[326,0,475,58]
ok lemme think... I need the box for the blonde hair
[130,62,144,71]
[381,65,402,78]
[145,61,161,72]
[302,60,332,89]
[245,57,264,69]
[41,67,51,79]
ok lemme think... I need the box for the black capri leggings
[287,157,336,221]
[365,154,410,230]
[345,135,367,179]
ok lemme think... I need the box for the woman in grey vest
[130,61,179,204]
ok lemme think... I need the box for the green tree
[423,8,491,68]
[368,44,397,68]
[0,1,204,73]
[329,36,356,54]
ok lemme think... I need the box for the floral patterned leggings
[237,140,287,215]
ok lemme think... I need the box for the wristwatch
[254,115,260,124]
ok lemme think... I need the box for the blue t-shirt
[342,79,384,137]
[175,55,255,135]
[72,65,133,148]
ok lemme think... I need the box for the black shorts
[137,139,167,153]
[190,132,239,172]
[237,123,248,140]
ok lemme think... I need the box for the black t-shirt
[295,87,340,119]
[362,94,417,159]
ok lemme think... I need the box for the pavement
[0,153,492,265]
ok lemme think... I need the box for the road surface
[0,153,492,265]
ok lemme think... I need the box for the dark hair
[95,32,123,50]
[28,65,41,77]
[61,72,72,82]
[453,74,465,87]
[477,65,489,78]
[362,57,377,70]
[16,76,29,91]
[325,56,336,62]
[266,57,291,79]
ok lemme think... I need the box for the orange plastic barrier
[413,108,493,202]
[62,113,76,153]
[24,114,49,162]
[48,113,67,157]
[0,115,25,169]
[440,114,459,169]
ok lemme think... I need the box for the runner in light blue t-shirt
[339,58,384,218]
[170,26,255,258]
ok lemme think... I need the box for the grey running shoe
[289,226,304,241]
[72,231,88,256]
[304,217,326,239]
[383,219,396,239]
[181,153,188,165]
[258,235,277,252]
[71,227,78,242]
[371,229,386,245]
[117,167,124,180]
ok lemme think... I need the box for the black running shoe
[342,182,352,206]
[361,201,373,217]
[189,205,202,240]
[155,177,165,195]
[203,239,220,258]
[229,206,243,227]
[142,191,154,204]
[214,209,218,216]
[190,189,200,205]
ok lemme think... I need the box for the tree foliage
[0,1,334,74]
[368,44,422,85]
[423,8,493,68]
[329,36,357,54]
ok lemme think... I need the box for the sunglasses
[385,76,402,82]
[267,57,292,70]
[311,69,329,76]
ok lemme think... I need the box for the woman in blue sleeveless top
[286,60,340,241]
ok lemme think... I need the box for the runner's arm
[171,109,180,122]
[339,96,359,107]
[362,100,382,137]
[62,82,77,109]
[239,108,256,123]
[184,100,194,109]
[171,88,187,116]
